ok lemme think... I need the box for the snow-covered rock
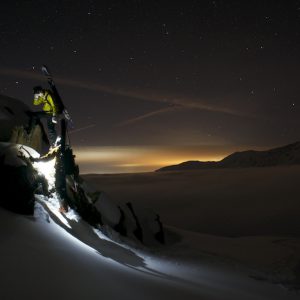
[0,94,30,141]
[0,143,40,214]
[85,182,165,246]
[0,93,49,153]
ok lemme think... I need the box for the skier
[30,86,59,147]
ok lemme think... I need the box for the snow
[1,204,205,300]
[33,158,56,189]
[0,142,39,166]
[0,193,299,299]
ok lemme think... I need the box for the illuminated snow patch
[65,209,81,222]
[17,144,40,159]
[93,228,114,242]
[33,158,56,190]
[32,157,74,228]
[43,195,71,228]
[43,194,81,225]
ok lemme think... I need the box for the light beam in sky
[115,105,182,126]
[69,124,96,134]
[0,68,253,123]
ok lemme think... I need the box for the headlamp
[34,92,44,100]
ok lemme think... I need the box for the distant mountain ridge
[156,141,300,172]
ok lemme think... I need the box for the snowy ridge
[221,141,300,168]
[157,141,300,171]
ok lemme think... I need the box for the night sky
[0,1,300,173]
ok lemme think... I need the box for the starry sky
[0,1,300,173]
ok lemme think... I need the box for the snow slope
[0,199,299,300]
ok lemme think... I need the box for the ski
[41,65,74,128]
[41,65,72,212]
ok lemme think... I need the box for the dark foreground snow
[0,200,299,300]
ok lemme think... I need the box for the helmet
[33,86,44,94]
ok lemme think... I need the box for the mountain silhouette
[156,141,300,171]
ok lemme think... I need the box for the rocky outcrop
[0,94,49,153]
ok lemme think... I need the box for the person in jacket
[31,86,58,147]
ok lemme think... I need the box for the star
[129,57,135,63]
[162,23,169,35]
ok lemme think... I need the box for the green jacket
[33,91,58,116]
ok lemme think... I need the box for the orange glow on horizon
[73,145,235,174]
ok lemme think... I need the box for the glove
[52,116,58,124]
